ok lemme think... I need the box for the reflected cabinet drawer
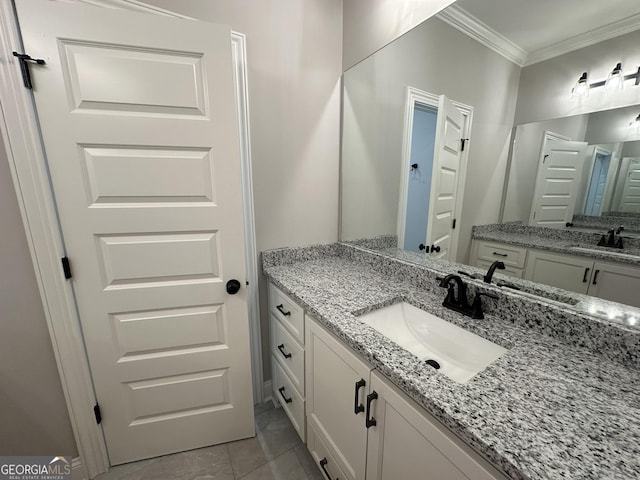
[476,241,527,269]
[269,284,304,344]
[475,259,524,279]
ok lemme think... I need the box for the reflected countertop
[473,223,640,266]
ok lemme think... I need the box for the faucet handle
[470,291,499,319]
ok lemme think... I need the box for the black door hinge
[452,219,457,229]
[61,257,72,279]
[12,52,45,90]
[461,138,469,151]
[94,403,102,424]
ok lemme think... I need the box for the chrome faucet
[483,261,505,284]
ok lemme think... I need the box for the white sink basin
[570,246,639,260]
[358,302,508,383]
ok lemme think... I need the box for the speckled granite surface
[473,224,640,265]
[576,213,640,232]
[262,243,640,480]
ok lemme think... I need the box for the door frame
[397,87,473,260]
[0,2,261,477]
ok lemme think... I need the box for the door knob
[419,243,429,252]
[431,245,441,253]
[226,279,241,294]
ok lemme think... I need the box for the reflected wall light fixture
[604,62,624,92]
[572,72,589,97]
[572,63,640,97]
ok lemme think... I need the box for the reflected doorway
[404,105,437,253]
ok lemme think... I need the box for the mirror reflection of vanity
[339,2,640,311]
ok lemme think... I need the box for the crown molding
[436,4,527,67]
[524,12,640,66]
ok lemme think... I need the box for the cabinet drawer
[475,259,524,279]
[307,424,348,480]
[273,356,305,441]
[476,241,527,268]
[270,284,304,344]
[271,314,304,395]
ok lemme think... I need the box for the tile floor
[95,402,323,480]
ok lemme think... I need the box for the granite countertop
[263,244,640,480]
[472,224,640,266]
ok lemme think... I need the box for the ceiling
[450,0,640,65]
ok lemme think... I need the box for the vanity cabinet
[305,316,506,480]
[471,239,640,307]
[525,250,594,294]
[269,283,306,441]
[588,262,640,307]
[306,315,372,480]
[366,371,505,480]
[470,241,527,278]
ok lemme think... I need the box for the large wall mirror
[340,2,640,312]
[340,11,520,263]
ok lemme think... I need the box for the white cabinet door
[525,250,593,294]
[588,261,640,308]
[366,372,506,480]
[306,317,372,480]
[16,0,254,464]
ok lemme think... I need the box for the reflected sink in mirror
[358,302,508,383]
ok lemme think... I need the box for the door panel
[16,0,253,464]
[529,137,588,227]
[619,159,640,212]
[426,95,464,260]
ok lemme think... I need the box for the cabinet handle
[276,304,291,316]
[354,379,366,414]
[319,458,339,480]
[582,267,590,283]
[365,391,378,428]
[592,269,600,285]
[278,386,292,404]
[492,252,508,257]
[277,344,292,359]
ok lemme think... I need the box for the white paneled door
[529,138,588,228]
[426,95,464,260]
[15,0,254,464]
[619,159,640,212]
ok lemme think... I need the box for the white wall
[503,115,589,223]
[342,0,454,70]
[140,0,344,384]
[341,16,521,263]
[0,134,77,456]
[584,105,640,144]
[514,29,640,125]
[622,140,640,157]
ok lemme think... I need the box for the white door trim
[231,31,264,405]
[0,1,261,477]
[397,86,473,261]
